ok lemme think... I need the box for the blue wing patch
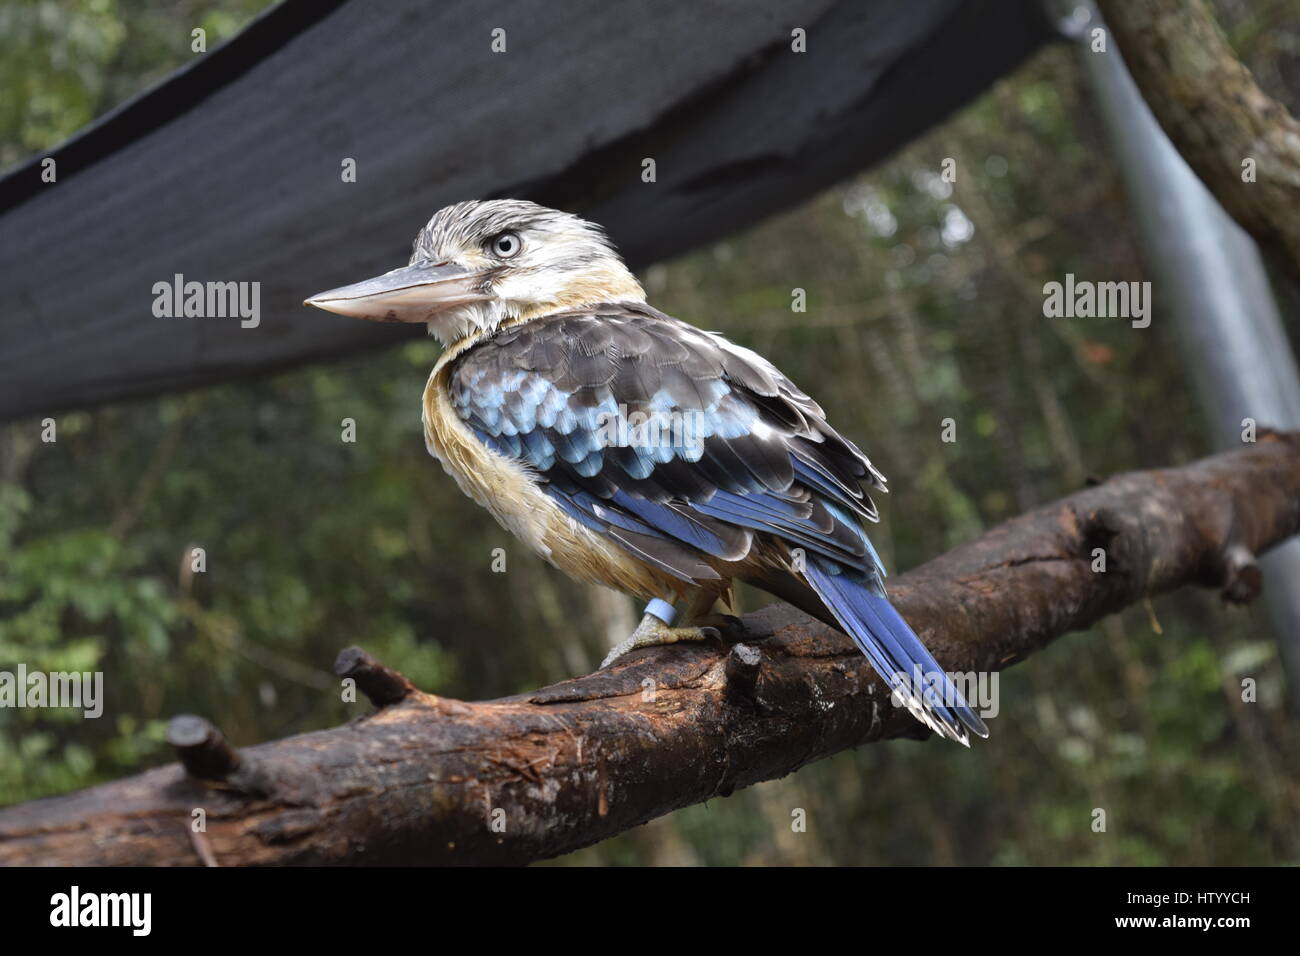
[449,307,885,580]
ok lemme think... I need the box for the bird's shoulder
[450,302,728,391]
[449,302,836,429]
[447,301,884,509]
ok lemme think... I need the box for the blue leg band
[645,598,676,625]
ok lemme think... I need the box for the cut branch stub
[166,715,277,798]
[1219,543,1263,605]
[167,714,241,782]
[334,645,418,707]
[725,643,763,705]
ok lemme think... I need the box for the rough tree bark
[1,434,1298,866]
[1097,0,1300,285]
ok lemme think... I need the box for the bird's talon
[600,613,719,669]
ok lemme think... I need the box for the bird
[306,200,987,745]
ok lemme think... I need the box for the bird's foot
[600,612,721,669]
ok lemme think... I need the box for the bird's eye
[489,231,522,259]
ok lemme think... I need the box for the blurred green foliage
[1,0,1298,864]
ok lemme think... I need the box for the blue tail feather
[803,561,988,742]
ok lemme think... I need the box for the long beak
[304,261,490,323]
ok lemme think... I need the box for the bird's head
[305,199,645,345]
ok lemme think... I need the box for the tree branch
[2,434,1299,866]
[1097,0,1300,284]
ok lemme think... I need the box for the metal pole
[1071,3,1300,707]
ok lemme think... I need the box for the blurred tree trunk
[1097,0,1300,285]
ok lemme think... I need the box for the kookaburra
[307,200,987,745]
